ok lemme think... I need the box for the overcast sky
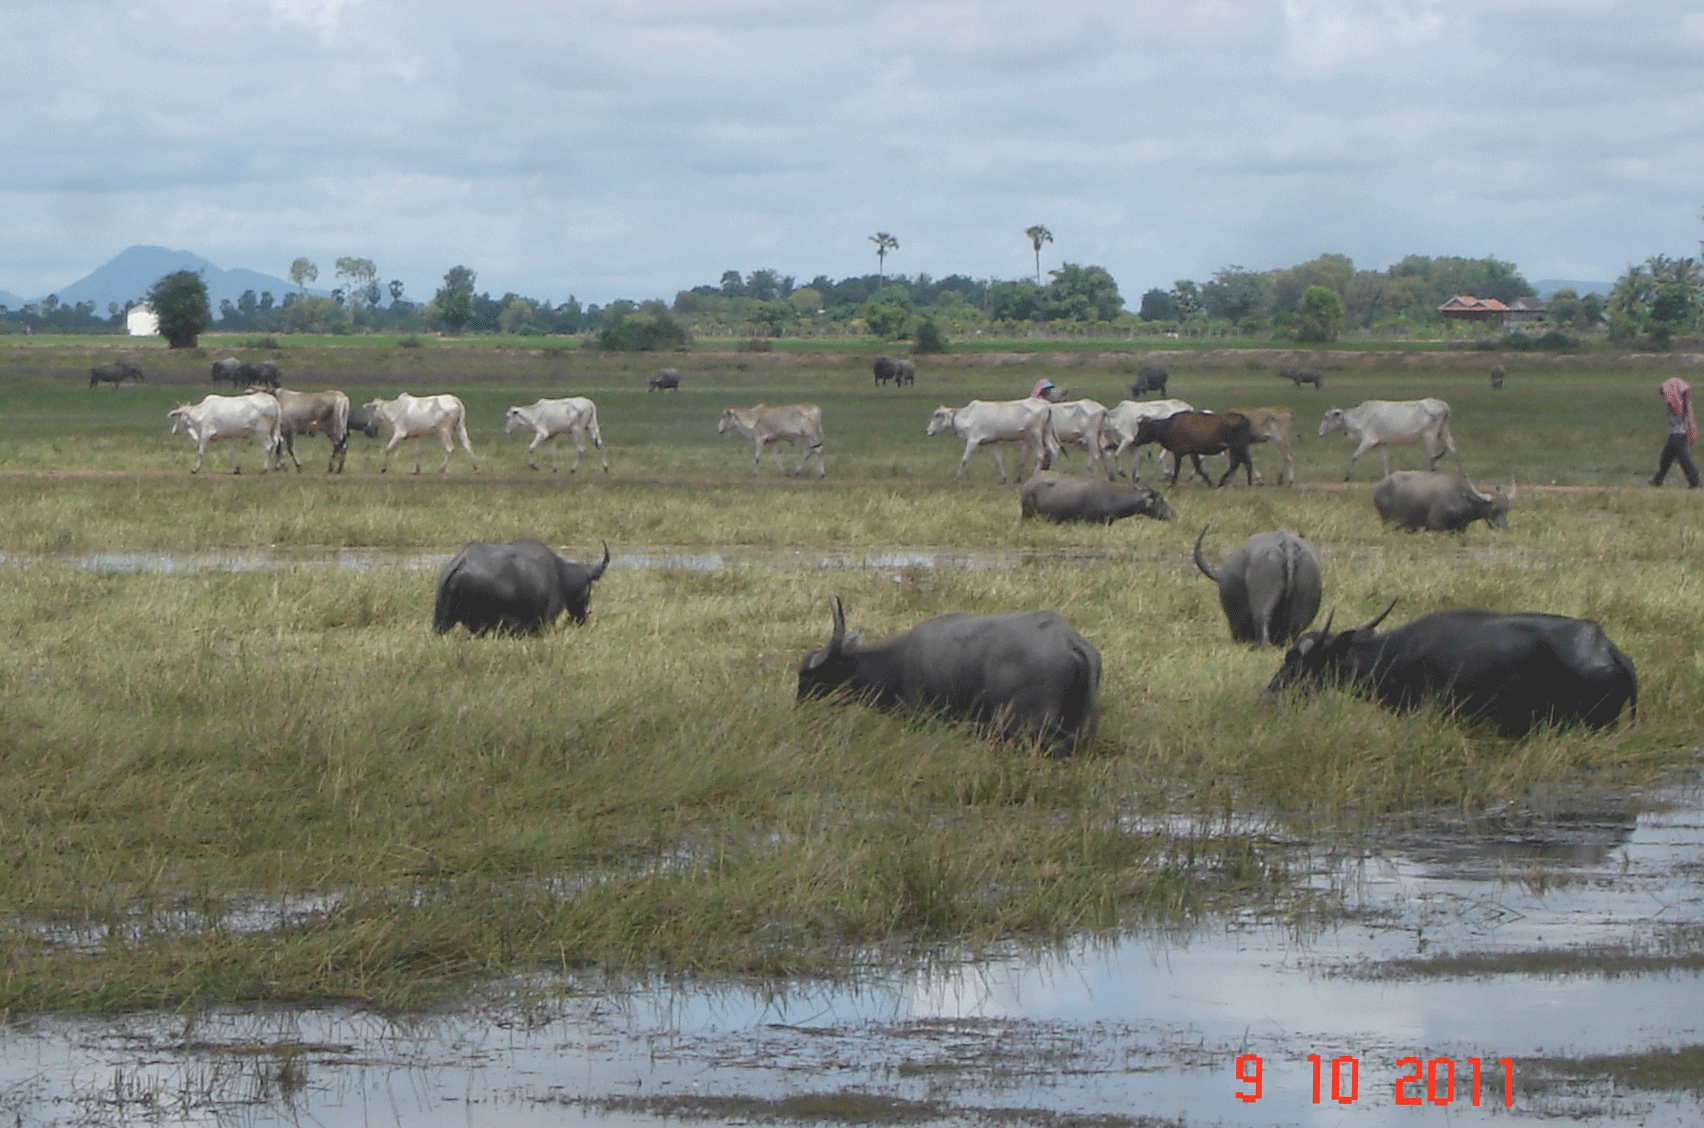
[5,0,1703,306]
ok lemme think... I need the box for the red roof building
[1439,295,1510,322]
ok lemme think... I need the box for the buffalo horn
[830,595,846,652]
[1357,598,1399,634]
[1506,476,1516,501]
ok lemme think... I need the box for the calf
[434,539,610,635]
[1193,528,1322,645]
[1373,471,1512,532]
[1020,471,1173,523]
[798,597,1101,756]
[1268,604,1637,737]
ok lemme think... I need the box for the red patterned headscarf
[1662,377,1696,445]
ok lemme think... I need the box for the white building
[125,304,158,337]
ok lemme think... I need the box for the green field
[0,338,1698,1013]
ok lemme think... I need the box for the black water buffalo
[89,359,144,387]
[210,357,283,389]
[345,403,382,438]
[874,356,916,386]
[433,539,610,635]
[648,368,680,392]
[1131,410,1254,487]
[1130,366,1169,397]
[1020,471,1173,523]
[1268,604,1637,737]
[798,598,1101,756]
[1193,528,1322,646]
[1278,367,1323,388]
[1373,471,1513,532]
[1490,364,1506,390]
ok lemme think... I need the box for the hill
[35,245,308,311]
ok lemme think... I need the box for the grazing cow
[798,597,1102,756]
[1267,604,1637,737]
[926,399,1060,482]
[1044,398,1112,476]
[363,393,479,473]
[1020,471,1173,523]
[1101,398,1194,480]
[89,360,144,387]
[264,387,351,473]
[1490,364,1506,390]
[506,397,609,473]
[433,539,610,635]
[1318,398,1462,481]
[718,403,826,477]
[166,392,281,474]
[648,368,680,392]
[210,357,282,389]
[1229,406,1298,486]
[873,356,916,386]
[1278,367,1323,388]
[1130,366,1169,397]
[1193,528,1322,646]
[1131,410,1255,487]
[1373,471,1513,532]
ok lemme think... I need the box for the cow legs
[954,438,979,481]
[191,438,208,474]
[329,435,348,474]
[379,431,407,472]
[525,432,547,471]
[436,429,455,473]
[990,444,1011,483]
[1215,447,1254,488]
[800,441,825,478]
[454,419,478,472]
[279,431,303,472]
[1345,438,1380,481]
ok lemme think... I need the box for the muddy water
[2,792,1700,1126]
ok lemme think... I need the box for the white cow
[1044,399,1112,477]
[1319,398,1461,481]
[363,393,479,473]
[167,393,281,474]
[506,397,609,473]
[926,399,1060,482]
[1101,398,1193,480]
[718,403,826,477]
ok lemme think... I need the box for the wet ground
[1,788,1699,1127]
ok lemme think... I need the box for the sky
[5,0,1704,307]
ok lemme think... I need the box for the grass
[0,339,1699,1014]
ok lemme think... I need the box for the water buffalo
[1490,364,1506,390]
[1373,471,1513,532]
[798,598,1101,756]
[1130,366,1169,397]
[648,368,680,392]
[345,403,382,438]
[1278,367,1323,388]
[1131,410,1255,487]
[1268,604,1637,737]
[210,357,282,389]
[89,360,144,387]
[1020,471,1173,523]
[433,539,610,635]
[1193,528,1322,646]
[873,356,915,387]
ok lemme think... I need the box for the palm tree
[870,232,898,282]
[1025,225,1053,285]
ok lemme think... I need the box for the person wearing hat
[1651,376,1700,488]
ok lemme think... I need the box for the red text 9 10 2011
[1234,1054,1514,1107]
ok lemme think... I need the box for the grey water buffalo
[1131,410,1255,487]
[648,368,680,392]
[873,356,916,386]
[265,387,351,473]
[210,357,282,389]
[1318,398,1461,480]
[1490,364,1506,390]
[433,539,611,635]
[167,392,281,474]
[798,597,1101,756]
[345,403,382,439]
[1373,471,1513,532]
[927,399,1059,482]
[89,359,144,387]
[1278,367,1323,388]
[1020,471,1174,524]
[1130,366,1169,397]
[719,403,826,476]
[1267,604,1637,737]
[1193,528,1322,646]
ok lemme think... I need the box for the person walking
[1651,376,1700,488]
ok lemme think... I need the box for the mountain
[1532,278,1613,298]
[0,289,22,309]
[37,245,308,312]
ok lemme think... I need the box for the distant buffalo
[649,368,680,392]
[1130,366,1169,398]
[1490,364,1506,390]
[874,356,916,387]
[90,359,144,387]
[210,357,282,389]
[433,539,610,635]
[1020,471,1173,523]
[1278,367,1323,388]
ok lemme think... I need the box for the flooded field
[3,788,1699,1127]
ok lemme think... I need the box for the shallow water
[3,791,1700,1126]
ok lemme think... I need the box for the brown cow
[1131,410,1255,487]
[1229,406,1297,486]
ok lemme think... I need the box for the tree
[1025,225,1053,285]
[1042,263,1124,321]
[870,232,898,282]
[597,300,690,351]
[1295,285,1345,343]
[1202,265,1269,325]
[388,279,405,305]
[861,301,909,339]
[431,265,478,334]
[1139,288,1178,322]
[289,257,318,296]
[147,270,212,349]
[335,257,378,313]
